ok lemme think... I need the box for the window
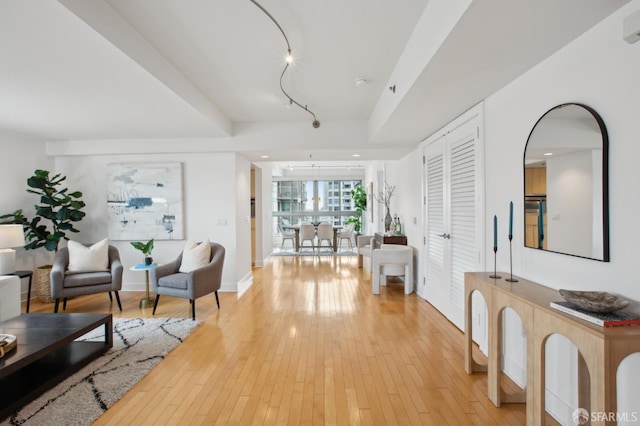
[273,179,362,231]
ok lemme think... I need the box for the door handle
[439,233,451,239]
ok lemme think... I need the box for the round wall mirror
[523,103,609,261]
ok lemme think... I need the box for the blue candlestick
[490,214,501,279]
[538,200,544,248]
[508,201,513,238]
[493,215,497,249]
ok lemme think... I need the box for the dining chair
[299,222,316,253]
[337,222,355,250]
[316,222,334,253]
[278,223,296,250]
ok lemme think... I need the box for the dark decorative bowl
[558,289,629,313]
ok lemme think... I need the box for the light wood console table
[464,272,640,425]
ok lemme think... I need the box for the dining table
[288,224,344,252]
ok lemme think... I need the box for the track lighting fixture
[250,0,320,129]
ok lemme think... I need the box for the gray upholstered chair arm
[190,260,219,286]
[50,248,69,297]
[110,257,123,274]
[158,258,180,276]
[193,247,224,282]
[110,258,123,290]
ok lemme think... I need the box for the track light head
[251,0,319,129]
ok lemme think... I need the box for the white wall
[54,151,250,293]
[263,165,274,262]
[402,2,640,423]
[0,131,54,298]
[386,154,424,292]
[387,2,640,423]
[234,154,253,294]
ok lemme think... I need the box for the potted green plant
[131,239,154,265]
[346,185,367,233]
[0,169,86,302]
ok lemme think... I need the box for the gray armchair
[50,245,123,313]
[150,242,225,320]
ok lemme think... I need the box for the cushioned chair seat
[63,271,112,288]
[157,273,189,290]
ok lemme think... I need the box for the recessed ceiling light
[544,152,553,156]
[354,77,368,87]
[352,154,360,157]
[260,155,269,159]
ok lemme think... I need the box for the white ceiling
[0,0,630,162]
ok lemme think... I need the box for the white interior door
[424,135,449,314]
[423,111,483,331]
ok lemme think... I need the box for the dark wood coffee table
[0,313,113,420]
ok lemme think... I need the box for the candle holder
[489,246,501,279]
[505,235,518,282]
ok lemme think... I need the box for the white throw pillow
[67,238,110,272]
[179,240,211,273]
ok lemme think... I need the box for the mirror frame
[523,103,610,261]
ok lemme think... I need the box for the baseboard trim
[236,272,254,297]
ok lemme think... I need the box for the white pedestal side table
[130,264,157,308]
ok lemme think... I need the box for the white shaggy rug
[2,317,200,426]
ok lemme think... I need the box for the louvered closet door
[424,117,482,330]
[424,136,448,313]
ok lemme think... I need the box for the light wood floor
[25,255,526,425]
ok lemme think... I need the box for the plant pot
[144,256,153,266]
[35,266,54,303]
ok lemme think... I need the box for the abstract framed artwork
[106,162,184,241]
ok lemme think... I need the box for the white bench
[0,275,21,321]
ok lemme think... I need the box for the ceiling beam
[367,0,472,145]
[58,0,232,136]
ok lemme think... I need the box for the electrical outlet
[217,218,227,226]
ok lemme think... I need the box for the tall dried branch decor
[374,181,396,211]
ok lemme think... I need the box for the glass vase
[384,209,392,233]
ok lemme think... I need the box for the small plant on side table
[131,239,154,265]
